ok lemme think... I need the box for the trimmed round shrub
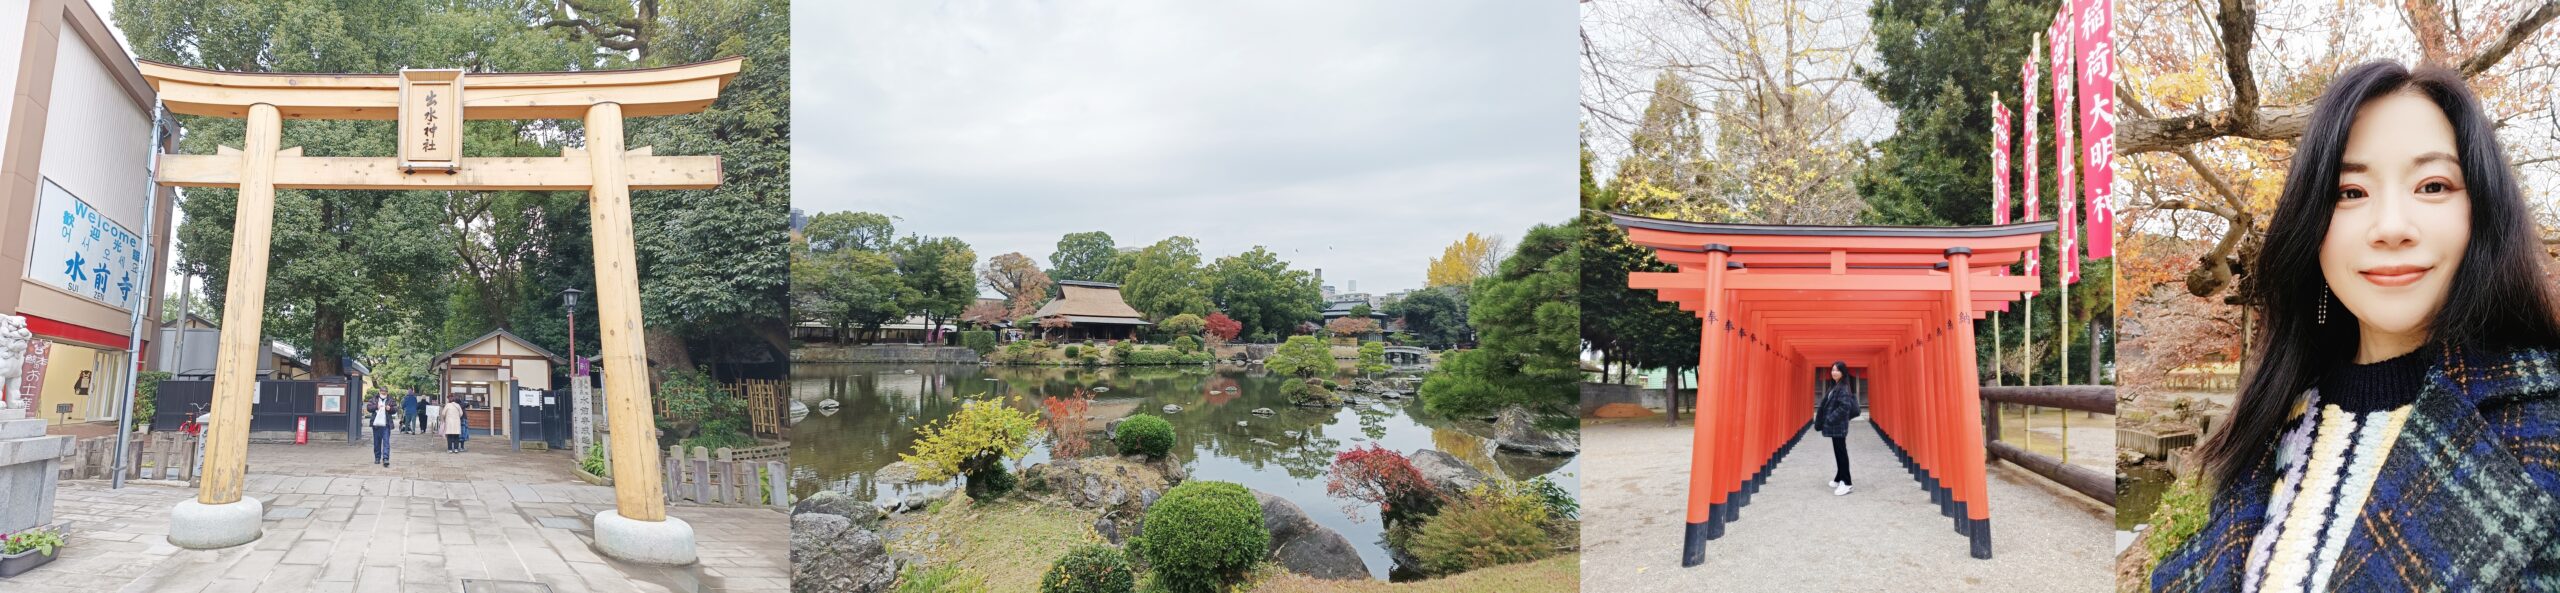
[965,461,1018,499]
[1039,545,1136,593]
[1064,345,1084,359]
[1405,498,1553,576]
[1114,414,1174,458]
[1134,481,1268,593]
[1171,336,1202,354]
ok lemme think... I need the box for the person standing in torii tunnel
[1818,361,1859,496]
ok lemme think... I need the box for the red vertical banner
[2021,48,2040,287]
[2051,8,2079,285]
[2078,0,2117,259]
[1993,100,2011,228]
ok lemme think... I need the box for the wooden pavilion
[1031,281,1150,341]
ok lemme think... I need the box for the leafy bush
[902,396,1041,499]
[1042,389,1098,458]
[134,371,172,422]
[1202,313,1242,342]
[1404,497,1552,576]
[1039,545,1136,593]
[1110,340,1136,362]
[1123,348,1181,365]
[1525,475,1577,520]
[1174,352,1213,365]
[960,331,999,356]
[1420,349,1537,416]
[1356,342,1388,376]
[3,528,63,555]
[1158,313,1206,339]
[1002,339,1051,364]
[659,367,753,448]
[1280,377,1336,406]
[1135,481,1268,593]
[1265,336,1336,379]
[1065,345,1084,359]
[2141,472,2214,574]
[1170,336,1202,354]
[580,442,609,477]
[1115,414,1175,458]
[1325,444,1442,525]
[1465,479,1554,527]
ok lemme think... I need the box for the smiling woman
[2151,61,2560,592]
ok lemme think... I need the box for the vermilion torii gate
[1608,212,2053,564]
[139,58,738,565]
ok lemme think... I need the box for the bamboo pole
[198,103,280,506]
[586,102,668,523]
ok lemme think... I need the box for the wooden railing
[662,444,790,508]
[1980,385,2115,506]
[56,433,200,485]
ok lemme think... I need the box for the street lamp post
[563,288,583,371]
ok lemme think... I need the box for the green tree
[1121,237,1212,320]
[1158,313,1206,338]
[793,245,909,342]
[1856,0,2054,226]
[803,211,898,253]
[895,235,977,336]
[1386,287,1468,349]
[1265,335,1336,379]
[1207,247,1321,339]
[1357,341,1388,377]
[1423,222,1579,415]
[1049,231,1121,284]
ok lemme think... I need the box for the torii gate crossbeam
[1608,212,2054,567]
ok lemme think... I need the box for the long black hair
[2196,61,2560,489]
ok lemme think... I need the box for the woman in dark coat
[1816,361,1858,496]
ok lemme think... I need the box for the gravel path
[1577,417,2113,592]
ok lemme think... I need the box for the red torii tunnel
[1608,212,2055,565]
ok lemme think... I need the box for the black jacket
[1815,382,1857,438]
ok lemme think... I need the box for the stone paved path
[1577,417,2113,593]
[15,429,786,593]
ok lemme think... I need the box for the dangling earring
[2318,286,2330,325]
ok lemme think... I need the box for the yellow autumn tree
[1426,233,1503,287]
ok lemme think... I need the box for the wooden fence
[662,444,790,508]
[650,379,788,438]
[736,379,785,437]
[56,433,201,485]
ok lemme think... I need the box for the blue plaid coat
[2151,345,2560,592]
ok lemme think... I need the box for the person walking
[400,390,422,434]
[366,393,393,467]
[441,395,465,453]
[1816,361,1860,496]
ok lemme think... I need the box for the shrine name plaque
[397,69,463,172]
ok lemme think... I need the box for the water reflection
[788,362,1580,580]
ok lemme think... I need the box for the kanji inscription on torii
[397,69,463,172]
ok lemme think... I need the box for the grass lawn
[885,496,1578,592]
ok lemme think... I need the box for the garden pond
[787,362,1580,581]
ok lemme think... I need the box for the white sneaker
[1833,484,1853,496]
[1828,480,1841,489]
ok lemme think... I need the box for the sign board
[519,389,541,407]
[319,394,342,413]
[572,355,589,377]
[397,69,464,172]
[25,179,145,311]
[452,355,504,368]
[571,374,594,458]
[295,416,308,444]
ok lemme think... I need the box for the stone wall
[791,345,983,364]
[1580,382,1669,417]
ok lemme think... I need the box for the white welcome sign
[25,180,144,311]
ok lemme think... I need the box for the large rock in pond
[791,513,897,593]
[791,489,882,527]
[1409,449,1488,495]
[1491,406,1580,455]
[1029,457,1168,513]
[1252,489,1369,580]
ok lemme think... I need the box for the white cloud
[793,0,1577,294]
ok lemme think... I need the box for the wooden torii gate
[1608,212,2052,565]
[140,58,739,565]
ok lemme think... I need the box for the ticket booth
[429,329,562,437]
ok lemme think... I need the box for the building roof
[1034,282,1148,322]
[430,328,567,366]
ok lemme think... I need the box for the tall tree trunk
[312,310,345,378]
[643,329,692,392]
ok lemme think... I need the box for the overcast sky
[793,1,1578,296]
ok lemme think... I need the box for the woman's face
[2319,91,2470,342]
[1830,367,1843,381]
